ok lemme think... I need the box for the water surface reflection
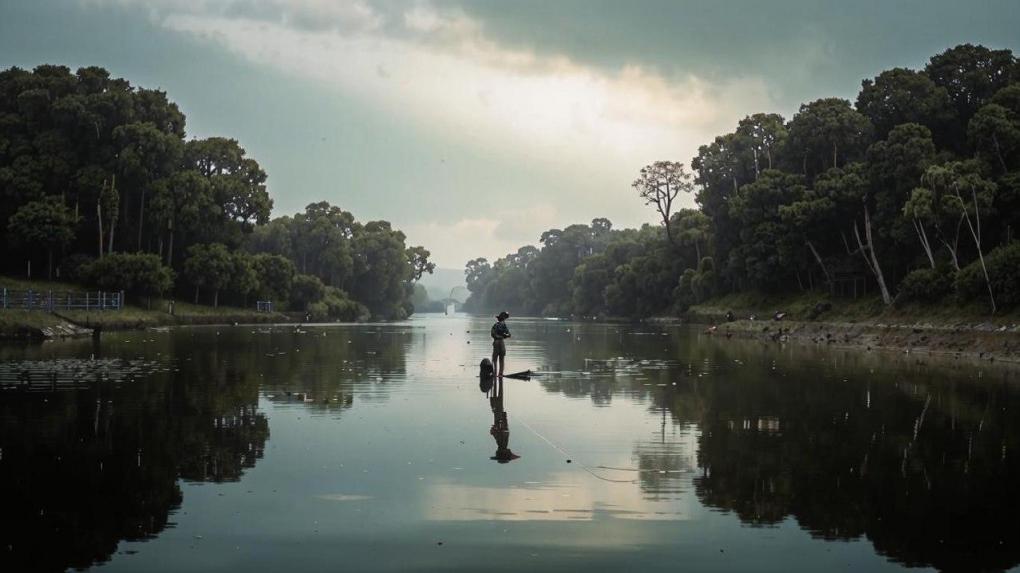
[0,317,1016,572]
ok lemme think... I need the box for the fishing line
[516,417,637,484]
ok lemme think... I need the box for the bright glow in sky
[154,2,770,266]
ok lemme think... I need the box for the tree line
[464,44,1020,317]
[0,65,433,319]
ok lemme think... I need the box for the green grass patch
[56,300,286,329]
[0,275,84,293]
[55,308,170,330]
[689,291,1020,326]
[0,310,66,335]
[1,275,287,335]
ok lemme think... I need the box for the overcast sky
[2,0,1019,267]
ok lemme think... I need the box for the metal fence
[0,288,123,311]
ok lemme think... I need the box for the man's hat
[497,311,510,320]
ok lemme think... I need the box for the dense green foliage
[466,44,1020,317]
[1,65,432,319]
[243,205,434,319]
[955,243,1020,308]
[81,252,174,304]
[893,267,954,306]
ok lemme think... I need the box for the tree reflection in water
[685,366,1020,572]
[531,323,1020,572]
[0,353,269,571]
[0,324,410,572]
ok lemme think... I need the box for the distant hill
[418,268,469,303]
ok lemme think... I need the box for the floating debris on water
[0,358,169,391]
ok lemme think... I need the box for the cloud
[83,0,384,33]
[403,204,559,267]
[160,5,772,182]
[85,0,779,264]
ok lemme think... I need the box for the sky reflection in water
[1,315,1018,572]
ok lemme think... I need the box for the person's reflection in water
[484,376,520,463]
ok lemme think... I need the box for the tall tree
[7,196,77,279]
[735,113,787,178]
[727,170,809,290]
[968,103,1020,174]
[149,169,212,267]
[856,68,954,140]
[924,44,1018,125]
[786,98,873,177]
[183,243,234,307]
[406,245,435,281]
[816,164,894,305]
[186,137,271,243]
[865,123,938,250]
[633,161,694,247]
[113,122,183,251]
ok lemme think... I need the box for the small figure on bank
[491,311,511,378]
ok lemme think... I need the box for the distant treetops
[465,43,1020,317]
[0,64,434,319]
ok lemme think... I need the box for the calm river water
[1,314,1018,572]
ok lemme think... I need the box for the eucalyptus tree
[815,164,893,305]
[968,103,1020,174]
[945,168,999,312]
[865,123,938,251]
[671,209,712,263]
[779,191,837,284]
[734,112,787,178]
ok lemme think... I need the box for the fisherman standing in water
[491,311,511,378]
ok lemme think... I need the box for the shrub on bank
[290,274,326,311]
[81,253,175,307]
[895,266,954,306]
[955,243,1020,309]
[59,253,95,283]
[253,254,295,305]
[307,287,370,322]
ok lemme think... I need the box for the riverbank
[0,310,93,340]
[0,303,289,340]
[682,292,1020,365]
[1,276,288,339]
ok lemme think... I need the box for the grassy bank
[56,300,286,329]
[1,276,288,338]
[683,292,1020,364]
[0,310,77,339]
[686,291,1020,326]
